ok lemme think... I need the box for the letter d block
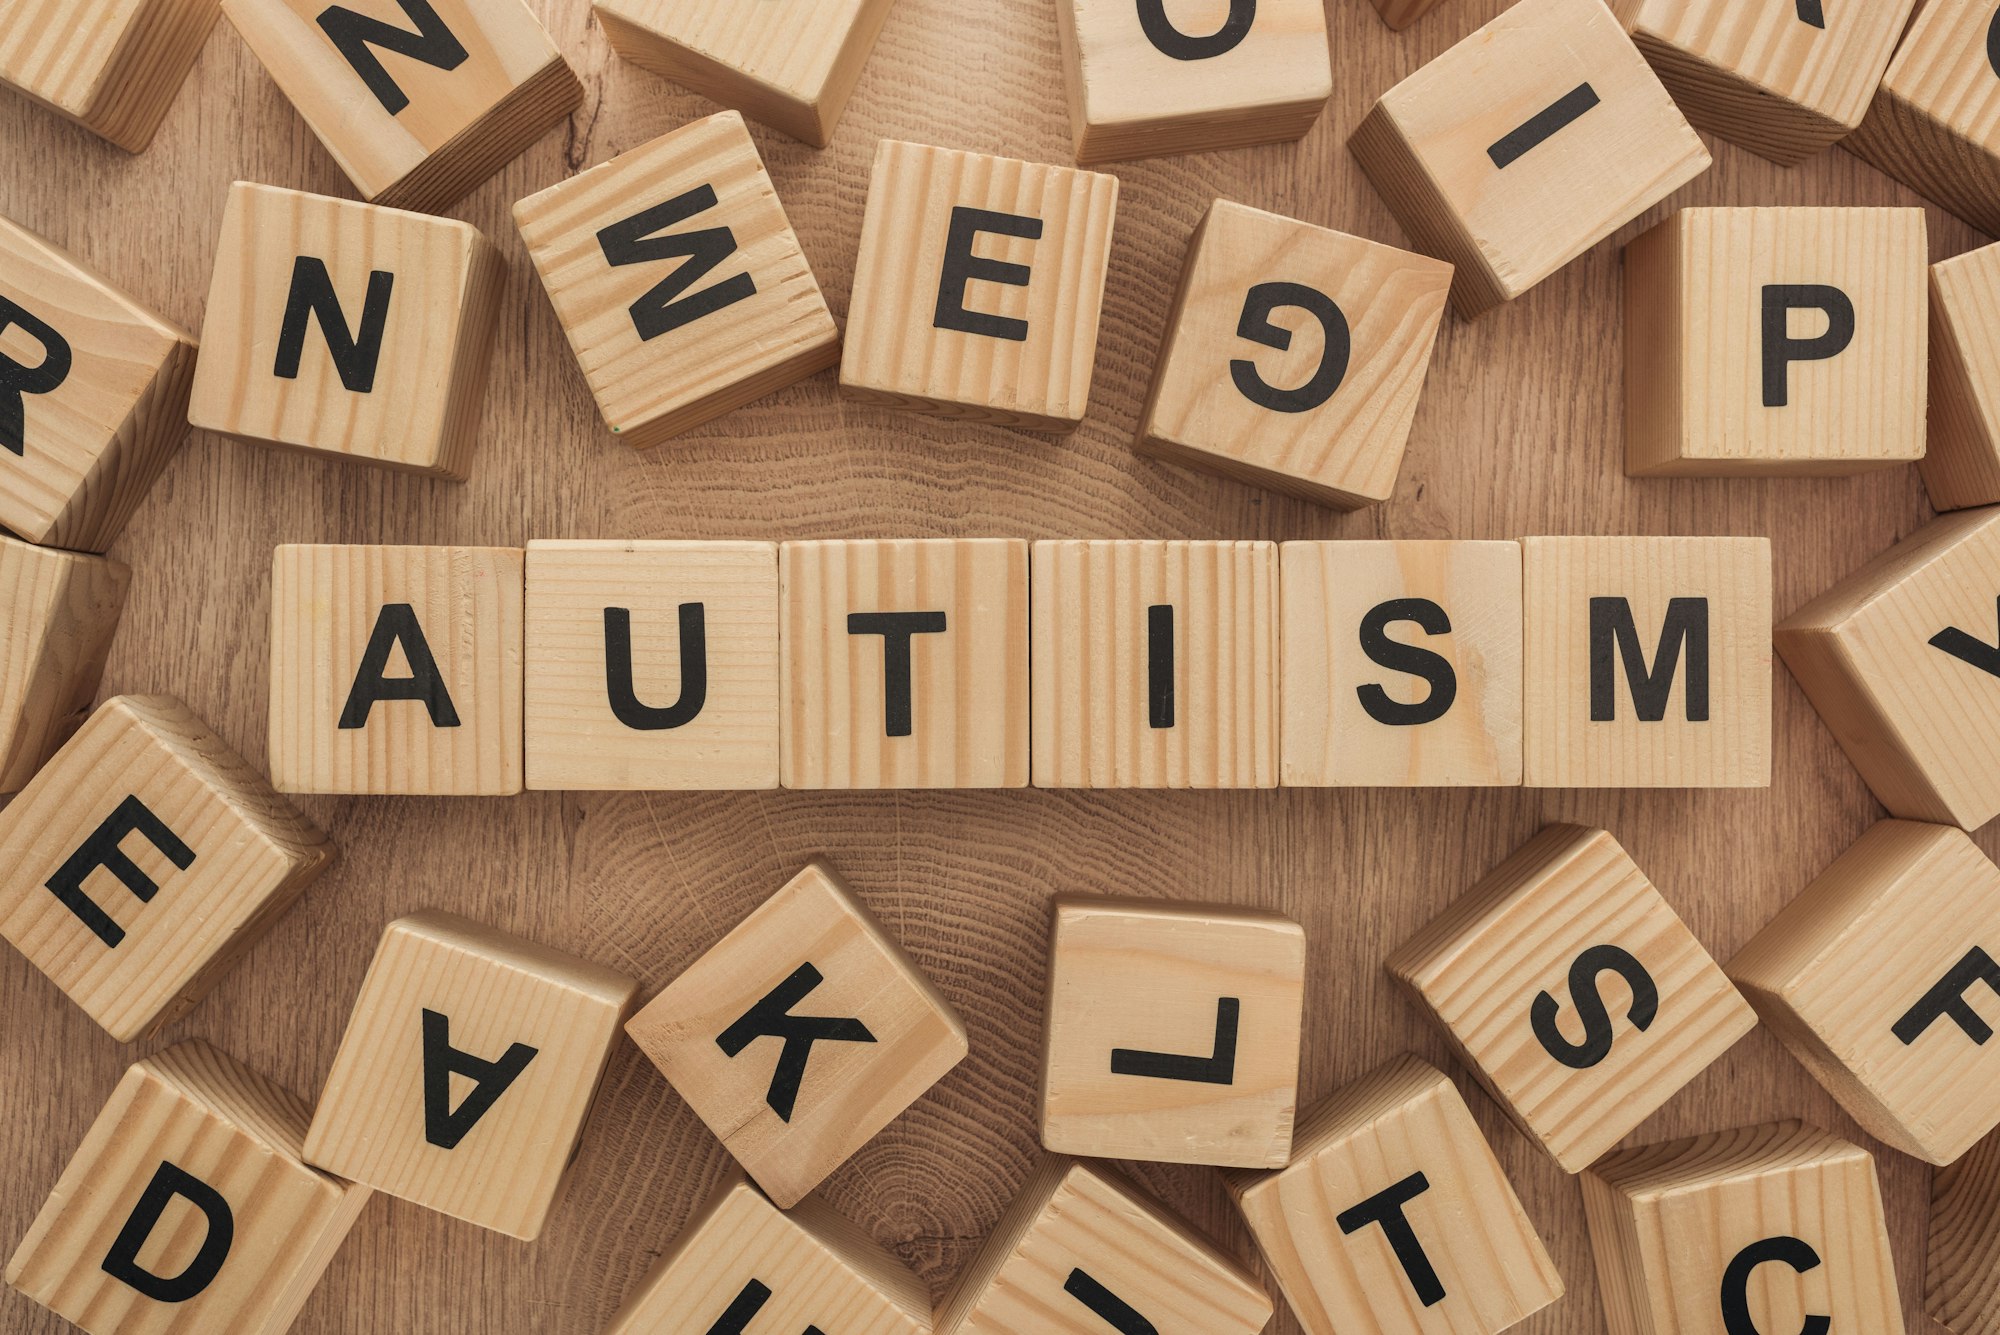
[0,0,216,151]
[0,533,128,792]
[1847,0,2000,239]
[6,1041,367,1334]
[1930,1127,2000,1334]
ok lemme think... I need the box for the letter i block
[0,0,216,151]
[1847,0,2000,239]
[1930,1127,2000,1334]
[0,533,128,792]
[6,1041,368,1334]
[1031,540,1278,789]
[840,141,1120,431]
[624,861,968,1208]
[1226,1055,1564,1335]
[0,695,332,1041]
[1349,0,1708,320]
[514,110,839,449]
[1523,536,1771,788]
[1929,240,2000,512]
[1041,895,1305,1169]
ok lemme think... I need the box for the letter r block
[0,0,217,151]
[1929,1127,2000,1335]
[1846,0,2000,239]
[0,533,128,793]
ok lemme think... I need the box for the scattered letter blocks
[6,1040,368,1334]
[0,0,216,150]
[1847,0,2000,238]
[0,533,127,791]
[1925,239,2000,512]
[515,110,839,449]
[1929,1128,2000,1335]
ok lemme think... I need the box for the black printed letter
[596,186,757,341]
[1721,1236,1828,1335]
[1337,1173,1445,1307]
[1930,598,2000,679]
[1136,0,1254,60]
[716,963,875,1122]
[604,604,707,730]
[1065,1269,1158,1334]
[935,208,1041,341]
[44,794,196,949]
[1795,0,1825,28]
[1148,604,1175,730]
[101,1161,234,1303]
[703,1279,829,1335]
[339,603,460,730]
[0,293,72,456]
[1488,83,1600,168]
[1230,281,1348,413]
[1761,285,1854,409]
[1893,947,2000,1047]
[1531,944,1659,1071]
[1110,997,1239,1084]
[847,611,947,738]
[274,256,394,393]
[316,0,468,115]
[1357,598,1457,727]
[1590,596,1709,723]
[421,1008,538,1149]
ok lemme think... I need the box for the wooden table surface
[0,1,1973,1330]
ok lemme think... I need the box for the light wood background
[0,1,1973,1330]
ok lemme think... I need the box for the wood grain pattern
[1930,1127,2000,1335]
[1367,0,1454,30]
[1847,0,2000,238]
[0,0,219,151]
[0,534,129,791]
[1925,239,2000,511]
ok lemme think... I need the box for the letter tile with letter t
[1846,0,2000,239]
[1930,1125,2000,1335]
[0,0,218,151]
[0,533,129,793]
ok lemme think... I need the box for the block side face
[1633,0,1914,129]
[0,535,129,790]
[0,0,147,113]
[1879,0,2000,159]
[1926,246,2000,511]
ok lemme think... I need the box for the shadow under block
[0,533,128,792]
[1137,200,1451,509]
[0,695,332,1041]
[1369,0,1451,27]
[1282,539,1522,787]
[1347,0,1708,320]
[1624,207,1928,477]
[1931,1128,2000,1334]
[269,543,524,795]
[1523,535,1772,788]
[6,1041,368,1334]
[1030,539,1278,789]
[219,0,581,214]
[1927,240,2000,512]
[1225,1055,1564,1335]
[514,110,838,449]
[0,214,197,554]
[780,538,1029,789]
[1580,1120,1902,1335]
[1040,895,1304,1169]
[839,141,1119,431]
[0,0,218,150]
[934,1158,1273,1335]
[1847,0,2000,238]
[624,861,967,1208]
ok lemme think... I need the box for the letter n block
[0,533,128,792]
[6,1041,367,1334]
[1847,0,2000,239]
[0,0,216,150]
[624,861,967,1208]
[1349,0,1708,319]
[1926,239,2000,512]
[1930,1127,2000,1334]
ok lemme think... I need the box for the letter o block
[1926,239,2000,512]
[0,534,128,792]
[0,0,217,151]
[1929,1128,2000,1335]
[1847,0,2000,239]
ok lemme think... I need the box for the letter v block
[0,533,129,792]
[625,861,968,1208]
[303,911,636,1239]
[1930,1127,2000,1335]
[0,0,218,151]
[6,1040,368,1334]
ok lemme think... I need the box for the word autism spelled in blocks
[1847,0,2000,237]
[1137,201,1452,509]
[0,534,127,791]
[1929,1128,2000,1335]
[0,0,216,150]
[1926,239,2000,512]
[6,1041,368,1334]
[1349,0,1708,319]
[626,861,967,1207]
[515,110,839,449]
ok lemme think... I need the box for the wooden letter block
[840,141,1119,431]
[1030,539,1278,789]
[935,1158,1272,1335]
[1625,207,1927,476]
[0,533,128,791]
[1282,539,1522,787]
[220,0,581,214]
[1581,1120,1902,1334]
[625,861,967,1208]
[304,910,635,1239]
[1930,1127,2000,1335]
[1388,825,1755,1172]
[0,214,197,553]
[781,538,1029,789]
[1041,894,1304,1169]
[1523,535,1771,788]
[1926,239,2000,512]
[1348,0,1708,320]
[1847,0,2000,238]
[269,543,524,795]
[514,110,839,449]
[1054,0,1331,164]
[0,0,217,150]
[1226,1055,1564,1335]
[6,1040,368,1334]
[189,182,504,478]
[1137,200,1451,508]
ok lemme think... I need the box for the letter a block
[514,110,839,449]
[1929,1128,2000,1334]
[1349,0,1708,319]
[1041,895,1305,1169]
[1847,0,2000,239]
[0,0,217,150]
[1926,239,2000,512]
[624,861,967,1208]
[0,533,128,792]
[1226,1055,1564,1335]
[6,1041,368,1334]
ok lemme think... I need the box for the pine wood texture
[0,533,128,791]
[1367,0,1453,29]
[0,0,218,151]
[1846,0,2000,238]
[1930,1128,2000,1335]
[1925,239,2000,512]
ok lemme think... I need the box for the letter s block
[0,533,128,792]
[0,0,216,151]
[1847,0,2000,238]
[1930,1127,2000,1334]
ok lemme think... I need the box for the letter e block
[1925,239,2000,512]
[1929,1127,2000,1335]
[0,533,128,792]
[1847,0,2000,238]
[0,0,217,151]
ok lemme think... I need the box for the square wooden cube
[1225,1054,1564,1335]
[1523,535,1772,788]
[269,543,524,796]
[1625,207,1928,476]
[221,0,581,214]
[1847,0,2000,238]
[0,213,197,554]
[1137,201,1451,508]
[1349,0,1708,320]
[0,695,331,1042]
[780,538,1029,789]
[1388,825,1755,1172]
[1030,539,1278,789]
[840,140,1120,431]
[1581,1120,1902,1334]
[935,1158,1273,1335]
[6,1041,368,1335]
[0,0,217,151]
[1929,1127,2000,1335]
[1282,540,1522,787]
[514,110,839,449]
[0,533,128,791]
[625,861,967,1208]
[1041,894,1305,1169]
[303,910,636,1240]
[1925,239,2000,512]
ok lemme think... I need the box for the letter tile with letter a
[1930,1126,2000,1335]
[1388,825,1755,1172]
[624,861,967,1208]
[6,1040,368,1334]
[1847,0,2000,239]
[0,533,128,792]
[1041,895,1305,1168]
[303,911,636,1239]
[1348,0,1708,320]
[1928,239,2000,512]
[0,0,217,151]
